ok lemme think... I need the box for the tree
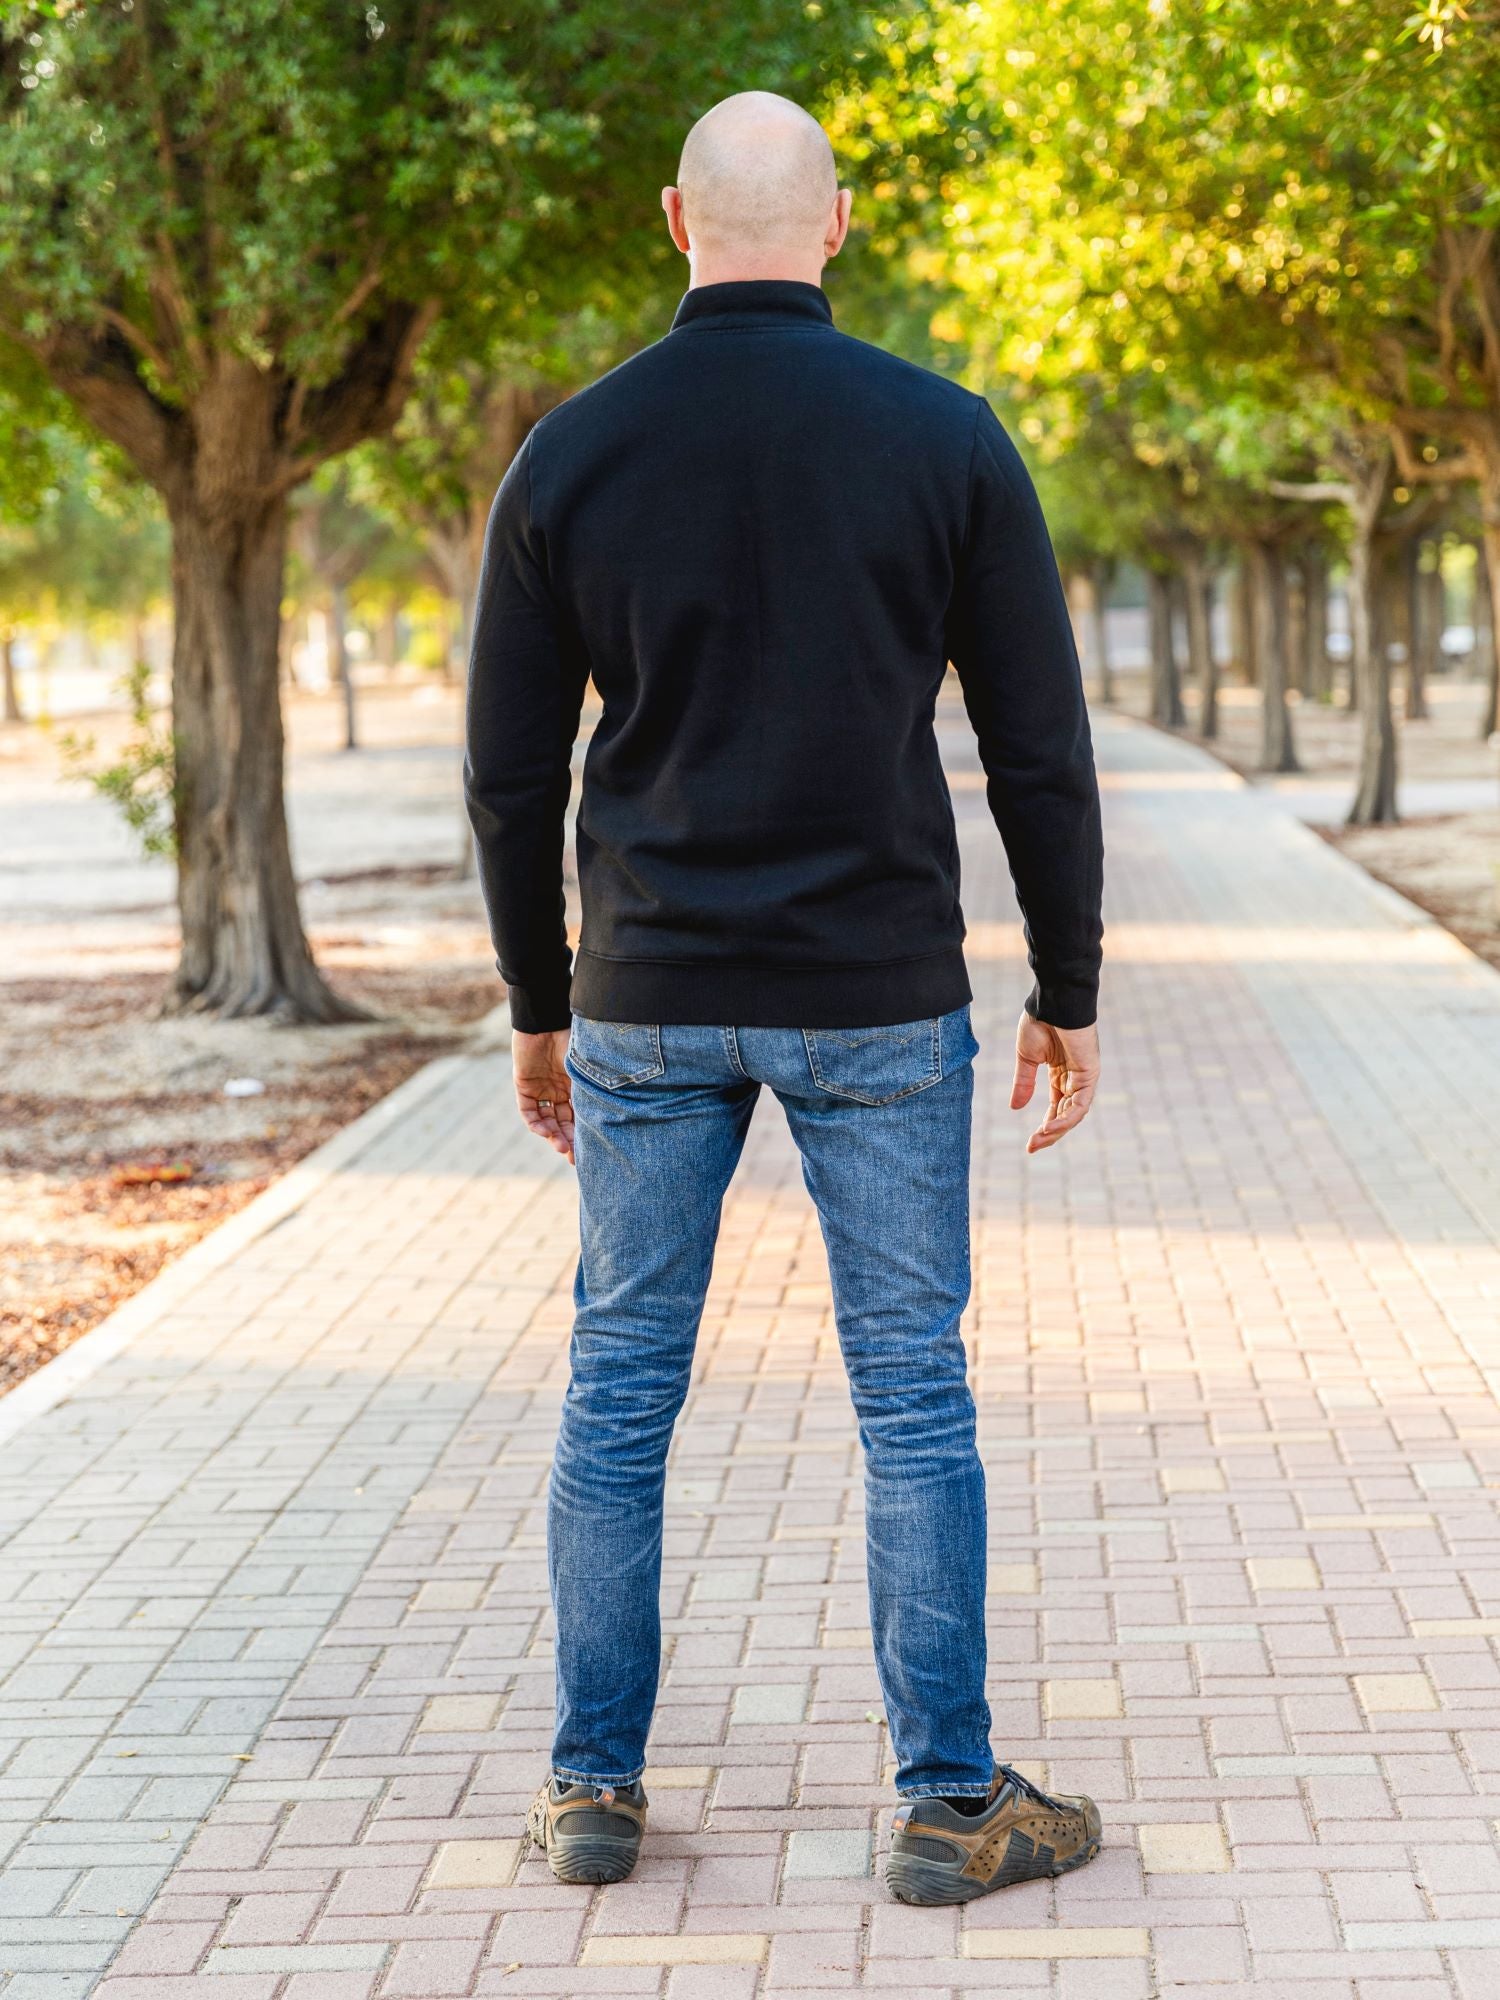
[925,0,1500,820]
[0,0,869,1018]
[291,468,401,753]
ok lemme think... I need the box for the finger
[1011,1050,1040,1109]
[518,1092,576,1163]
[1028,1079,1096,1152]
[554,1099,576,1163]
[525,1108,574,1161]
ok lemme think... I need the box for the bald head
[663,92,850,286]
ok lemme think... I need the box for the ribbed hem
[570,946,972,1030]
[1024,976,1099,1031]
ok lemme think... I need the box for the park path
[4,702,1500,2000]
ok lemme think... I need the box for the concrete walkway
[4,704,1500,1999]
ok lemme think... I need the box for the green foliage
[0,426,167,627]
[59,657,177,858]
[0,0,885,424]
[898,0,1500,575]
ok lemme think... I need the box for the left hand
[513,1028,575,1164]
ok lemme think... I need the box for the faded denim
[548,1006,994,1798]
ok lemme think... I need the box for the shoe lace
[995,1763,1067,1811]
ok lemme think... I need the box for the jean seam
[723,1025,748,1079]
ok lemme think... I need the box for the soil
[1326,811,1500,980]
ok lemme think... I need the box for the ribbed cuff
[503,972,573,1035]
[1023,976,1098,1031]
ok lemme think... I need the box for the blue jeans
[549,1006,993,1798]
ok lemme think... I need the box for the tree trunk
[1250,541,1300,774]
[1408,532,1424,720]
[380,603,402,674]
[1302,547,1330,701]
[168,493,363,1022]
[1182,547,1217,739]
[1229,556,1254,684]
[330,582,357,752]
[1477,534,1499,740]
[2,632,21,723]
[1147,569,1185,727]
[1088,561,1113,703]
[1285,556,1306,696]
[1347,530,1398,825]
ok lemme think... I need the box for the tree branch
[1388,424,1482,487]
[1266,479,1355,505]
[278,299,440,487]
[129,0,208,382]
[31,324,186,488]
[97,305,175,386]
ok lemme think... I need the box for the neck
[687,249,825,290]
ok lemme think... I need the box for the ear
[662,187,691,257]
[824,187,853,260]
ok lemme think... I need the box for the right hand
[1010,1013,1100,1154]
[512,1028,576,1165]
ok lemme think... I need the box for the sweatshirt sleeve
[463,431,589,1034]
[945,399,1104,1029]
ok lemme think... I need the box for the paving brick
[426,1839,520,1889]
[961,1927,1149,1958]
[1248,1558,1322,1592]
[581,1934,766,1966]
[416,1694,499,1733]
[1137,1822,1231,1873]
[378,1937,483,1994]
[1354,1674,1440,1713]
[1044,1679,1122,1720]
[783,1829,871,1880]
[729,1685,805,1726]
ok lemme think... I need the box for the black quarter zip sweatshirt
[465,280,1103,1035]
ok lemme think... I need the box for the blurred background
[2,0,1498,1386]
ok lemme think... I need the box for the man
[465,91,1104,1907]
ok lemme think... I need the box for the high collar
[670,279,835,333]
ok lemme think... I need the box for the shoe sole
[886,1835,1101,1906]
[537,1830,639,1884]
[526,1803,641,1886]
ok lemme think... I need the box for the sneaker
[526,1776,648,1885]
[886,1765,1101,1905]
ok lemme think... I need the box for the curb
[0,1002,513,1448]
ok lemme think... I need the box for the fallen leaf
[111,1159,196,1187]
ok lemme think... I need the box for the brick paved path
[4,703,1500,1999]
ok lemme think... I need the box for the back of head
[677,91,837,261]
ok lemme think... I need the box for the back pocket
[802,1018,942,1106]
[567,1017,665,1089]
